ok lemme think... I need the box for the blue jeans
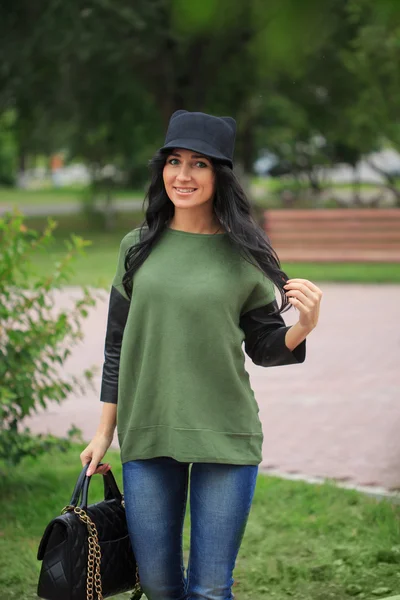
[122,457,258,600]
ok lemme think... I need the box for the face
[163,148,215,208]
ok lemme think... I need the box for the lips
[174,187,197,194]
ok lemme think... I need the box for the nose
[176,163,192,182]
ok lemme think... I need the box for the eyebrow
[170,151,209,160]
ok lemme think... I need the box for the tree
[0,2,71,179]
[341,0,400,204]
[3,0,400,206]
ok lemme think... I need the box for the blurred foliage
[0,111,17,186]
[1,0,400,206]
[0,212,99,464]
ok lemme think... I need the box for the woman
[80,110,322,600]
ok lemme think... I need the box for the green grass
[33,233,128,287]
[281,262,400,283]
[251,177,391,192]
[18,211,400,286]
[33,248,400,288]
[32,240,400,287]
[35,253,400,288]
[1,446,400,600]
[27,212,144,288]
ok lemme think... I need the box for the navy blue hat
[159,110,236,168]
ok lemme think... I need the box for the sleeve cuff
[99,380,118,404]
[256,325,306,367]
[275,326,306,364]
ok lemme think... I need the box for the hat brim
[159,139,233,168]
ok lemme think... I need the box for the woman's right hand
[80,433,113,476]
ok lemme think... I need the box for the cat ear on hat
[221,116,236,133]
[170,110,188,120]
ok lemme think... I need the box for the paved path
[24,284,400,490]
[0,198,143,217]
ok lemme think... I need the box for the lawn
[27,212,145,288]
[32,239,400,287]
[1,446,400,600]
[250,177,391,192]
[8,210,400,286]
[33,244,400,287]
[281,262,400,284]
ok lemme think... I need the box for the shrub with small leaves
[0,210,100,465]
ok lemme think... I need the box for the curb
[258,467,400,503]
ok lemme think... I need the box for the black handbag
[37,463,143,600]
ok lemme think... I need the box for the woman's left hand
[283,278,322,332]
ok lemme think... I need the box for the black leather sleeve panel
[239,300,306,367]
[99,286,130,404]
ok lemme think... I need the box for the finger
[288,296,313,312]
[96,463,111,475]
[288,297,301,310]
[87,455,102,477]
[285,280,318,296]
[286,279,322,295]
[285,289,314,308]
[80,452,91,468]
[288,280,322,298]
[284,282,317,301]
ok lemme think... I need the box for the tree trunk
[366,160,400,206]
[104,185,116,232]
[352,168,362,206]
[234,161,252,202]
[16,150,28,189]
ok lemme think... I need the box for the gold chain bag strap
[37,464,143,600]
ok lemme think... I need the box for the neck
[168,208,224,234]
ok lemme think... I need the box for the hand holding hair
[284,278,322,333]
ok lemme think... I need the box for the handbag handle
[69,462,91,506]
[68,463,123,509]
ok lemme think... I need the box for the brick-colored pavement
[24,284,400,490]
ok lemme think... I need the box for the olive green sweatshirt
[100,226,305,465]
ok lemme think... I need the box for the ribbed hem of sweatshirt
[118,426,263,466]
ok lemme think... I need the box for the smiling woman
[162,149,219,231]
[78,109,322,600]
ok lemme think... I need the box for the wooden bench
[263,208,400,262]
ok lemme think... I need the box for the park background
[1,1,400,599]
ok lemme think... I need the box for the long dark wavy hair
[123,150,290,314]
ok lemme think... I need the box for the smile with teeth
[174,187,197,194]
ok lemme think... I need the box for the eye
[195,161,208,168]
[168,158,180,165]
